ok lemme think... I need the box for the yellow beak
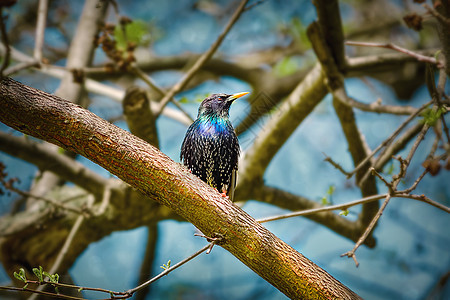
[228,92,249,101]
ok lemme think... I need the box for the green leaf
[326,185,336,196]
[339,209,349,216]
[32,266,44,282]
[43,271,59,283]
[273,56,298,77]
[13,268,27,282]
[420,106,446,126]
[321,185,335,205]
[320,196,330,206]
[114,20,151,51]
[160,260,171,270]
[179,96,190,104]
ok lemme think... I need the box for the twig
[3,60,40,76]
[395,193,450,213]
[343,123,431,266]
[341,194,392,267]
[423,3,450,25]
[337,94,417,115]
[257,194,387,223]
[0,8,11,76]
[50,212,87,275]
[0,285,85,300]
[1,182,87,215]
[256,191,449,224]
[350,100,430,179]
[356,101,430,185]
[130,65,194,123]
[34,0,48,62]
[94,181,112,216]
[27,209,88,300]
[322,153,351,176]
[345,41,443,68]
[243,0,266,11]
[125,244,210,296]
[5,278,130,299]
[156,0,250,116]
[401,169,428,194]
[359,123,423,186]
[370,168,392,191]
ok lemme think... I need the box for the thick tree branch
[122,86,159,148]
[307,20,379,226]
[0,77,361,299]
[0,132,109,198]
[237,63,327,192]
[314,0,346,71]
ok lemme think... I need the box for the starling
[181,92,249,201]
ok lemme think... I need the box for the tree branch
[237,63,327,192]
[250,185,376,248]
[0,77,361,300]
[156,0,250,115]
[0,132,109,198]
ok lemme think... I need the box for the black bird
[181,92,249,201]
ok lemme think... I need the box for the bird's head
[198,92,249,118]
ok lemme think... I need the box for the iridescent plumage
[181,92,248,200]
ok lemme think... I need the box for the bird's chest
[198,121,225,138]
[190,119,237,153]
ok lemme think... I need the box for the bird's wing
[228,168,237,202]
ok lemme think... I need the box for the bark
[0,77,361,299]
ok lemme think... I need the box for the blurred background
[0,0,449,299]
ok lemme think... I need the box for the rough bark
[0,77,361,299]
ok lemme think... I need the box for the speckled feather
[181,93,243,200]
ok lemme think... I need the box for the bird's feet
[220,189,228,198]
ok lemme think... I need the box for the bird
[181,92,249,201]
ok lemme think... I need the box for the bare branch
[156,0,250,115]
[345,41,443,68]
[0,8,11,75]
[341,194,392,267]
[0,132,109,198]
[33,0,48,62]
[349,101,431,180]
[249,185,376,248]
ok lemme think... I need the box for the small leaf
[14,268,27,282]
[114,20,151,51]
[160,260,171,270]
[179,96,190,104]
[339,209,349,216]
[326,185,336,196]
[32,266,44,282]
[320,197,330,206]
[420,107,445,126]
